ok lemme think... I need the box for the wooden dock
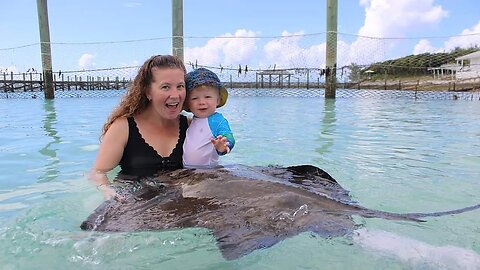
[1,72,131,92]
[2,71,478,93]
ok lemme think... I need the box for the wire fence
[1,32,479,100]
[1,88,479,101]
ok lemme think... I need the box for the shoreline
[225,78,480,92]
[345,79,480,92]
[349,76,480,91]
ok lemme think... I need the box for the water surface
[0,89,479,269]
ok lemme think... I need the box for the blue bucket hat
[185,68,228,111]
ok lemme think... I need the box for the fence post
[2,73,6,92]
[10,72,14,92]
[172,0,184,61]
[384,69,387,90]
[23,73,26,92]
[29,72,33,91]
[36,0,54,99]
[325,0,338,98]
[306,69,310,89]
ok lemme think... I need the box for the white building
[427,63,457,80]
[455,50,480,80]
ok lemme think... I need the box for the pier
[1,72,130,92]
[1,70,478,95]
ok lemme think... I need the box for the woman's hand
[88,170,125,202]
[97,183,115,200]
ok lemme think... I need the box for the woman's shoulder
[110,117,129,131]
[102,116,129,145]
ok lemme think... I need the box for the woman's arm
[93,117,128,174]
[89,117,129,200]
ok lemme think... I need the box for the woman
[90,55,188,200]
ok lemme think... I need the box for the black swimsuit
[119,115,187,177]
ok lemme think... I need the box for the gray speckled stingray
[80,165,480,260]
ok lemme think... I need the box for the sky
[0,0,479,73]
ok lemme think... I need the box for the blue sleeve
[208,112,235,154]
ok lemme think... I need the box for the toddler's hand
[211,135,230,154]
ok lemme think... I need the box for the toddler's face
[186,85,220,118]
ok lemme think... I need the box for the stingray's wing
[211,222,294,260]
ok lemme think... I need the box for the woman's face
[147,67,186,120]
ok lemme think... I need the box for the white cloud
[263,31,304,68]
[443,20,480,50]
[412,20,480,54]
[223,29,257,65]
[185,29,386,70]
[262,31,328,69]
[348,36,386,65]
[413,39,439,54]
[184,29,257,68]
[358,0,448,38]
[348,0,457,63]
[183,17,478,71]
[78,53,96,70]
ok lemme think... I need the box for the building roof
[455,50,480,61]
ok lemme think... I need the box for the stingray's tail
[405,203,480,219]
[355,203,480,222]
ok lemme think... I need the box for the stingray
[80,164,480,260]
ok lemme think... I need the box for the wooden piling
[36,0,54,98]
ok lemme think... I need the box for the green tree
[347,63,362,82]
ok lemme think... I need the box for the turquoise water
[0,90,479,269]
